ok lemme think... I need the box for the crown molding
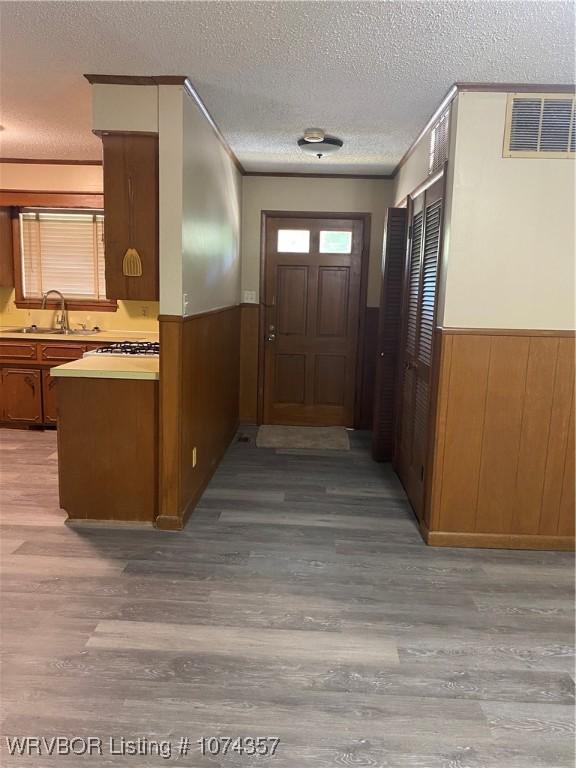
[180,79,245,175]
[83,73,245,175]
[455,82,576,93]
[84,74,187,86]
[0,157,102,166]
[244,171,394,180]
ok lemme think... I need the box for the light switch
[243,290,257,304]
[183,293,189,314]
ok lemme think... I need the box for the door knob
[267,333,276,342]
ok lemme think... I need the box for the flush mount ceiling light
[298,128,343,158]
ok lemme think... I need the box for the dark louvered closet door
[396,176,444,520]
[372,208,407,461]
[395,194,423,499]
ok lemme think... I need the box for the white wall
[157,87,242,316]
[92,84,158,133]
[393,135,432,206]
[0,162,102,192]
[158,86,184,314]
[443,90,575,330]
[180,94,242,315]
[241,176,394,307]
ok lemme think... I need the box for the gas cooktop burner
[86,342,159,357]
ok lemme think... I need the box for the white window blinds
[20,210,106,300]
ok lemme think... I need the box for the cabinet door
[42,370,58,424]
[102,133,159,301]
[1,368,42,424]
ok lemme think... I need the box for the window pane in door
[319,230,352,254]
[277,229,310,253]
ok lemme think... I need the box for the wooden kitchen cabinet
[38,343,87,362]
[1,368,42,424]
[102,133,159,301]
[42,370,58,424]
[0,338,101,427]
[0,207,14,287]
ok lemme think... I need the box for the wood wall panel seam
[514,338,558,535]
[539,339,575,535]
[536,340,561,533]
[558,391,575,537]
[472,337,493,533]
[432,333,453,531]
[510,339,533,531]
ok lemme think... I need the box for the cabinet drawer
[39,343,86,362]
[0,341,37,361]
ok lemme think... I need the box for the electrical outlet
[141,305,148,317]
[192,447,197,468]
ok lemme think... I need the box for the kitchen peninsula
[50,342,159,525]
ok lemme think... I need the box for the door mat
[256,425,350,451]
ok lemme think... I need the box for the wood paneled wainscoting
[157,307,240,530]
[424,328,575,551]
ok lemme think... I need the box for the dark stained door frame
[257,211,371,427]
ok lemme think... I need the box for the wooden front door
[395,178,444,519]
[262,215,364,427]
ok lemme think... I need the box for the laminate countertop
[50,356,159,381]
[0,327,159,343]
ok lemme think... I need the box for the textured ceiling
[0,1,574,174]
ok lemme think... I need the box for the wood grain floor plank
[1,427,574,767]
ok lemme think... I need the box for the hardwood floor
[0,427,574,767]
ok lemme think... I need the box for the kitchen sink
[11,326,60,334]
[6,326,101,335]
[67,328,101,335]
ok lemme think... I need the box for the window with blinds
[504,94,576,158]
[19,210,106,300]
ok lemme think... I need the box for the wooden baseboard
[66,519,154,529]
[424,529,575,552]
[154,515,184,531]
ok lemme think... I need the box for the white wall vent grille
[428,108,450,174]
[504,93,575,158]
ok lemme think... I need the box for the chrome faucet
[41,290,69,333]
